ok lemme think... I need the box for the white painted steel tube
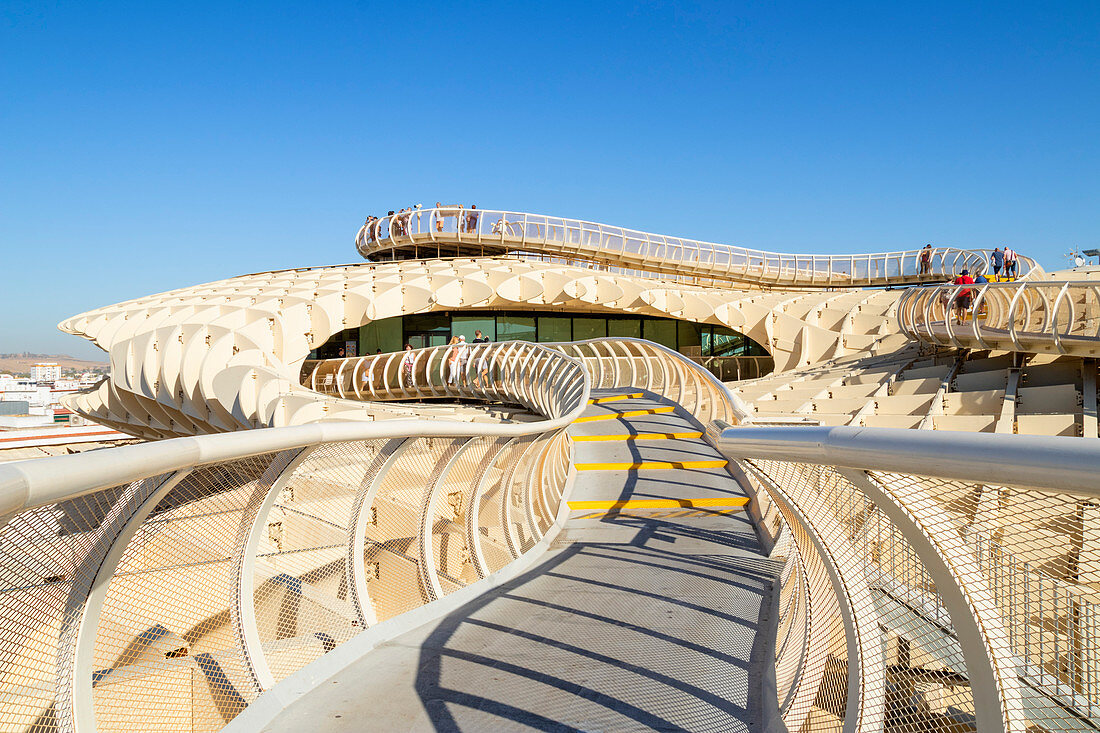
[713,424,1100,495]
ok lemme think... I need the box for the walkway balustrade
[899,280,1100,356]
[357,206,1007,288]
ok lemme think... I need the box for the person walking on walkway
[466,205,478,235]
[952,269,975,324]
[471,329,490,387]
[401,344,415,390]
[1003,246,1018,279]
[456,334,469,384]
[919,244,932,276]
[990,247,1004,279]
[446,337,462,386]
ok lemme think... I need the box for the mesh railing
[715,424,1100,732]
[899,280,1100,356]
[0,336,745,731]
[302,340,587,420]
[0,338,589,732]
[356,206,994,288]
[302,337,753,427]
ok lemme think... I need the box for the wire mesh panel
[871,471,1100,730]
[424,437,499,597]
[90,455,283,732]
[0,478,161,732]
[474,437,532,575]
[744,459,982,733]
[360,437,457,623]
[247,442,388,685]
[773,552,810,711]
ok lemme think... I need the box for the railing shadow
[409,517,782,730]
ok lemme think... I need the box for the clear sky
[2,1,1098,360]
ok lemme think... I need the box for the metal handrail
[1,350,590,522]
[302,338,755,427]
[710,424,1100,495]
[356,206,1010,288]
[302,341,586,421]
[898,280,1100,356]
[715,422,1100,730]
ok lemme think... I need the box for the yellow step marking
[567,497,749,510]
[575,459,728,471]
[574,406,675,423]
[572,431,704,442]
[587,392,643,405]
[575,507,746,520]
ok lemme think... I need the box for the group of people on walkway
[444,329,491,386]
[432,202,479,234]
[395,330,493,390]
[917,244,1022,281]
[940,245,1025,324]
[363,203,482,242]
[988,246,1020,279]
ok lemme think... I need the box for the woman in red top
[952,269,975,324]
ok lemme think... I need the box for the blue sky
[2,1,1098,360]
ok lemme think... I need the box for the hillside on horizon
[0,352,108,374]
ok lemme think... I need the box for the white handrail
[711,423,1100,495]
[356,207,1012,287]
[714,422,1100,730]
[898,280,1100,356]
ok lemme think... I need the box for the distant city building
[30,363,62,383]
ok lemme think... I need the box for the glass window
[453,315,496,343]
[537,316,571,343]
[708,329,742,356]
[403,313,450,333]
[608,318,641,339]
[677,321,703,356]
[497,315,537,343]
[642,319,677,350]
[360,317,403,354]
[572,317,607,341]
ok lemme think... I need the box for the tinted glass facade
[336,311,769,359]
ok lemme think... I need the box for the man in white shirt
[1003,247,1017,279]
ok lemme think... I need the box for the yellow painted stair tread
[574,406,675,423]
[587,392,643,404]
[575,459,728,471]
[568,497,749,510]
[572,432,704,441]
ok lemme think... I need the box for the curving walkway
[898,280,1100,356]
[358,207,994,289]
[262,390,779,732]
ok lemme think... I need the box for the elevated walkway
[262,391,778,732]
[357,206,1004,288]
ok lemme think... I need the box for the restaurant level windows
[537,316,571,343]
[572,317,607,341]
[404,313,451,350]
[677,321,703,353]
[497,315,537,342]
[642,319,677,350]
[453,315,496,343]
[608,318,641,339]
